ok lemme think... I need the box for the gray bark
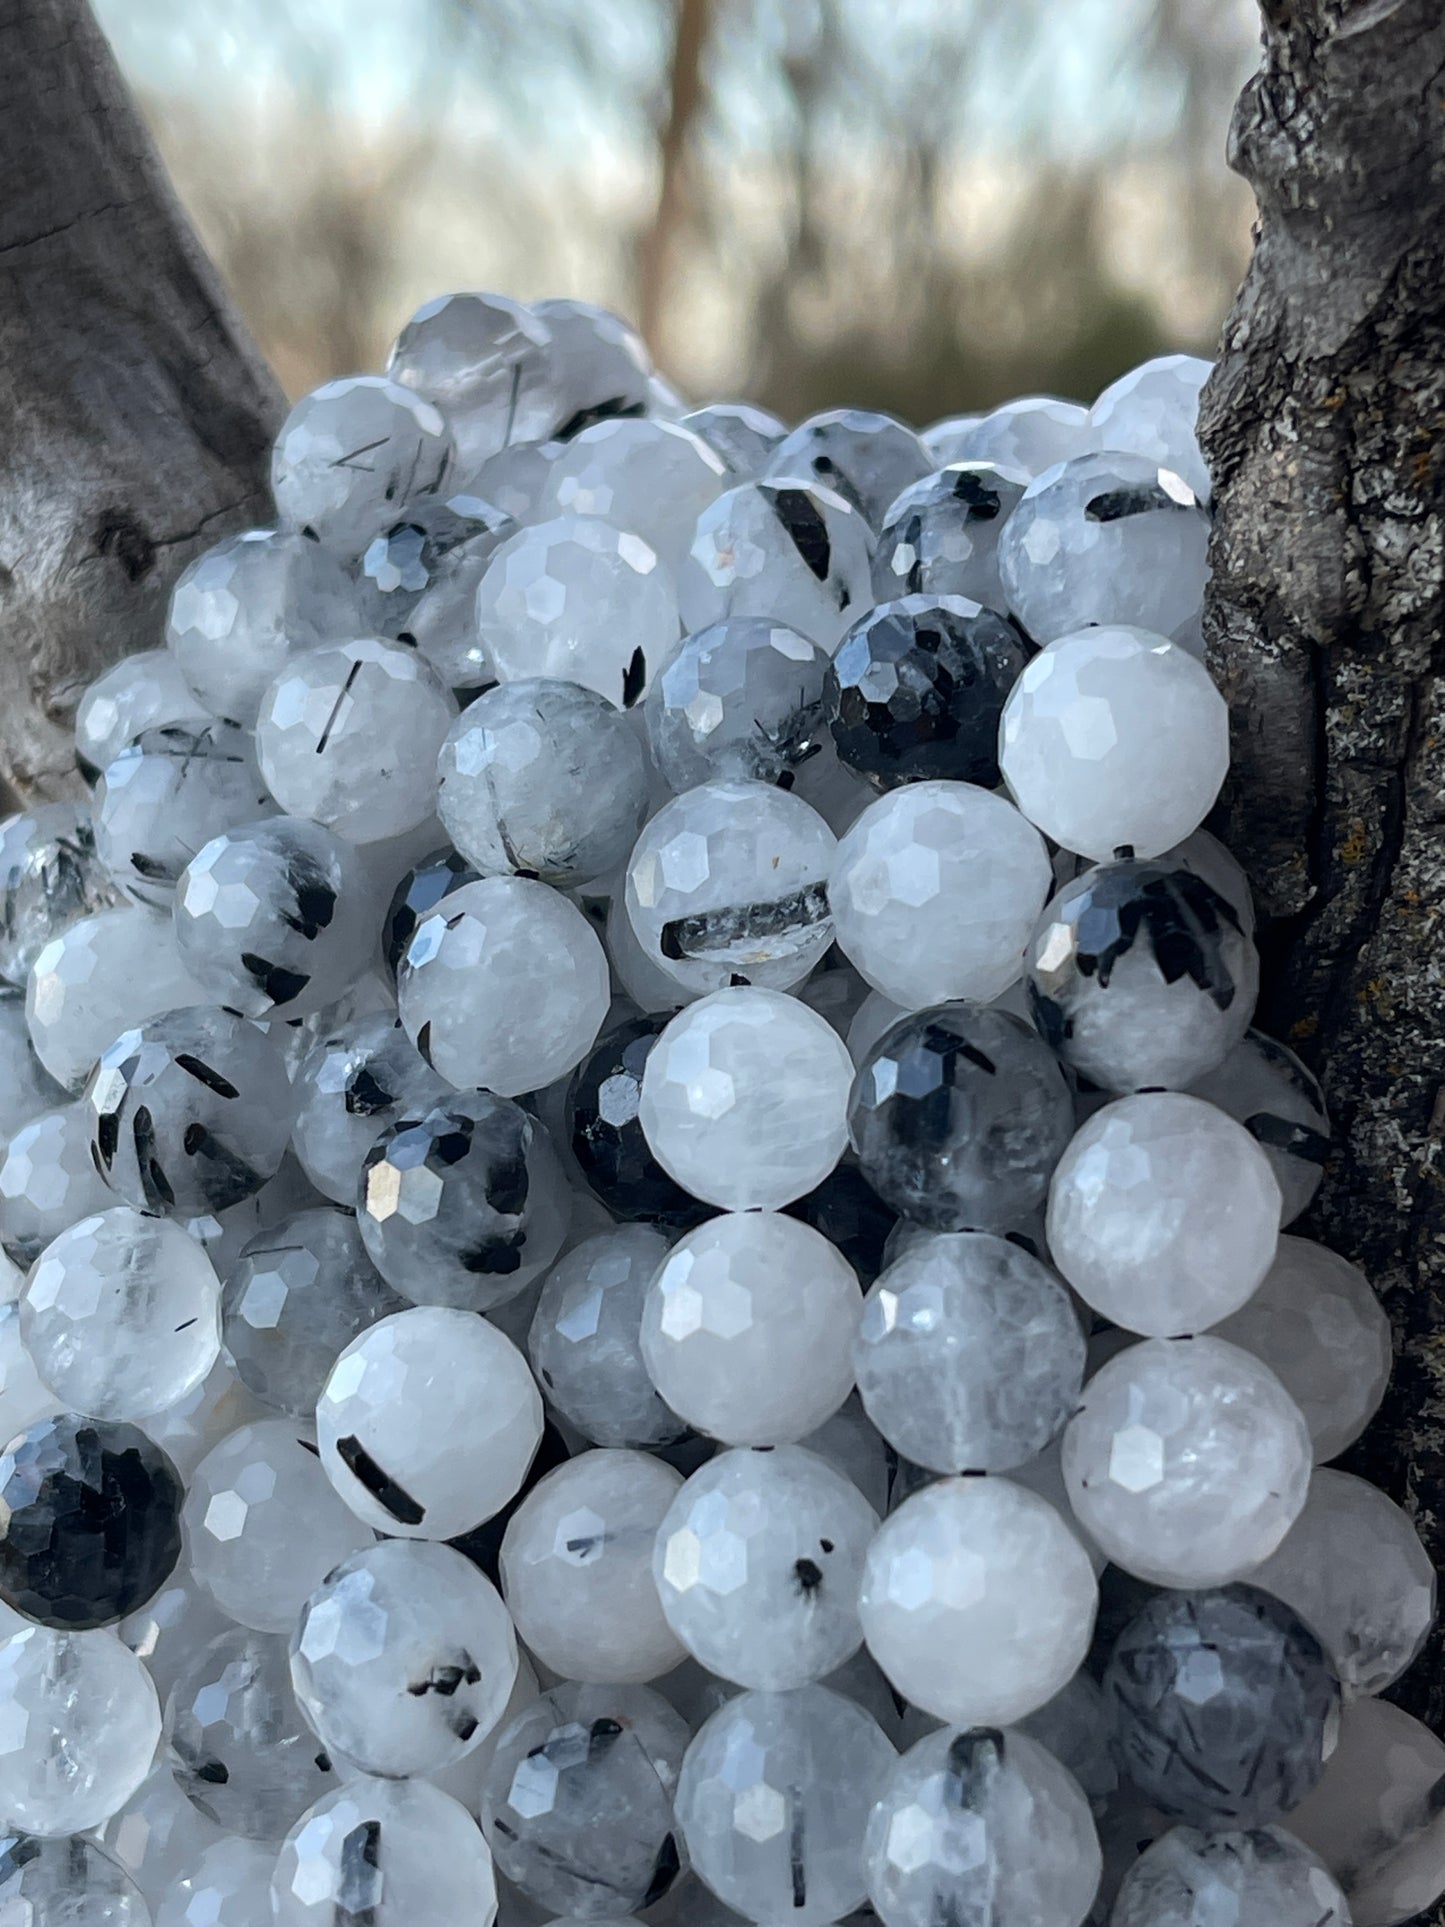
[0,0,284,803]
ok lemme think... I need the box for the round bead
[1110,1823,1349,1927]
[92,721,273,907]
[0,1625,160,1836]
[998,624,1229,861]
[536,416,728,568]
[1046,1093,1281,1336]
[564,1018,706,1229]
[0,1301,58,1446]
[645,617,830,791]
[0,1104,116,1267]
[0,803,117,988]
[765,408,931,529]
[0,1832,151,1926]
[0,995,63,1140]
[863,1726,1102,1927]
[529,296,653,440]
[937,395,1090,477]
[675,1683,895,1927]
[317,1307,543,1540]
[1189,1028,1330,1226]
[679,477,875,650]
[681,400,787,477]
[74,650,210,784]
[95,1761,225,1906]
[291,1538,518,1778]
[640,1212,860,1444]
[829,781,1051,1008]
[1104,1584,1338,1827]
[639,988,853,1211]
[21,1207,221,1421]
[870,460,1029,608]
[387,289,553,474]
[854,1231,1085,1473]
[1062,1335,1312,1587]
[118,1570,233,1706]
[155,1836,276,1927]
[0,1414,183,1630]
[381,845,476,979]
[654,1444,878,1689]
[858,1476,1098,1728]
[270,375,455,556]
[398,874,609,1097]
[1088,352,1213,501]
[289,1013,444,1205]
[849,1004,1074,1230]
[271,1778,496,1927]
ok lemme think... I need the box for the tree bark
[636,0,712,368]
[1198,0,1445,1747]
[0,0,284,804]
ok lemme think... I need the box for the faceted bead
[255,638,457,844]
[1016,1668,1118,1814]
[1027,860,1259,1093]
[290,1013,444,1206]
[97,1761,226,1906]
[172,815,377,1018]
[0,803,117,988]
[858,1476,1097,1728]
[386,500,518,688]
[1000,624,1228,861]
[645,618,831,791]
[0,1625,160,1835]
[787,1155,897,1285]
[528,295,654,442]
[639,989,853,1211]
[605,889,689,1013]
[674,1683,895,1927]
[1104,1584,1339,1828]
[317,1306,543,1540]
[0,996,64,1143]
[863,1726,1102,1927]
[291,1538,518,1778]
[0,1414,183,1630]
[357,1094,571,1310]
[271,1777,498,1927]
[387,290,554,476]
[1062,1335,1311,1587]
[1088,353,1213,503]
[826,594,1027,791]
[164,1624,339,1839]
[800,1393,891,1516]
[477,515,680,710]
[564,1019,707,1229]
[640,1212,860,1444]
[118,1568,234,1706]
[764,408,931,530]
[854,1231,1085,1473]
[829,781,1051,1009]
[0,1832,151,1925]
[1046,1093,1281,1336]
[1189,1028,1330,1227]
[165,526,359,728]
[134,1355,269,1487]
[21,1207,221,1421]
[480,1682,688,1916]
[0,1104,116,1267]
[1211,1235,1392,1463]
[74,650,210,785]
[654,1444,878,1690]
[271,375,456,557]
[680,477,875,651]
[681,401,787,478]
[537,417,728,568]
[183,1419,370,1633]
[155,1835,277,1927]
[1110,1823,1350,1927]
[0,1301,59,1445]
[381,845,477,980]
[872,461,1029,612]
[92,721,273,907]
[528,1225,686,1448]
[500,1449,685,1684]
[221,1206,404,1418]
[438,679,650,886]
[940,396,1091,477]
[848,1005,1074,1231]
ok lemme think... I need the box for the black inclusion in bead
[565,1017,708,1230]
[0,1414,184,1630]
[383,846,478,981]
[825,595,1027,789]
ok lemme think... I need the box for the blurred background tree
[96,0,1258,415]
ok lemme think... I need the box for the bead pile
[0,293,1432,1927]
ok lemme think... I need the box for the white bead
[0,1625,159,1836]
[536,417,728,569]
[26,905,208,1093]
[271,1777,498,1927]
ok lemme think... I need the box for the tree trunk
[0,0,284,804]
[1198,0,1445,1753]
[636,0,713,369]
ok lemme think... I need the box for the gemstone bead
[155,1836,277,1927]
[870,460,1029,609]
[96,1762,226,1908]
[681,401,787,477]
[536,417,728,568]
[940,396,1091,477]
[0,1104,116,1268]
[74,650,210,785]
[381,846,477,980]
[0,1625,160,1835]
[1113,1824,1348,1927]
[271,1777,498,1927]
[387,289,554,474]
[0,996,63,1142]
[1189,1028,1330,1226]
[270,375,455,556]
[0,803,118,988]
[764,408,932,530]
[1088,352,1213,502]
[0,1832,152,1925]
[289,1013,445,1204]
[529,295,653,441]
[92,721,273,907]
[645,617,831,791]
[680,477,875,650]
[564,1018,706,1229]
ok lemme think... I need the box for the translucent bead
[858,1476,1097,1727]
[0,803,117,988]
[0,1625,160,1835]
[864,1726,1102,1927]
[871,460,1029,610]
[564,1019,706,1229]
[1,1410,181,1634]
[764,408,931,530]
[801,1393,891,1516]
[470,437,560,522]
[92,721,273,907]
[271,375,456,557]
[255,638,457,844]
[654,1444,878,1690]
[998,625,1229,862]
[183,1419,370,1633]
[1046,1093,1281,1336]
[221,1206,404,1418]
[0,995,63,1142]
[640,1212,860,1444]
[172,816,376,1018]
[155,1836,277,1927]
[500,1449,685,1683]
[291,1538,518,1778]
[0,1832,151,1926]
[1189,1029,1330,1226]
[1017,1668,1118,1814]
[99,1763,226,1908]
[854,1231,1085,1473]
[386,500,518,688]
[481,1682,688,1916]
[675,1683,895,1927]
[0,1104,116,1267]
[317,1306,543,1540]
[357,1094,571,1310]
[477,515,680,709]
[1110,1823,1349,1927]
[164,1623,338,1839]
[644,618,830,791]
[1027,859,1259,1092]
[528,295,654,441]
[848,1004,1073,1231]
[537,417,728,568]
[438,679,649,886]
[118,1569,234,1706]
[1088,353,1213,503]
[387,290,554,476]
[829,782,1051,1009]
[680,477,875,651]
[1211,1235,1392,1463]
[75,650,210,784]
[680,401,787,478]
[1104,1584,1338,1828]
[826,594,1027,791]
[940,395,1091,477]
[639,988,853,1211]
[0,1301,59,1444]
[625,779,836,996]
[289,1014,443,1205]
[271,1777,498,1927]
[21,1207,220,1421]
[381,845,477,979]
